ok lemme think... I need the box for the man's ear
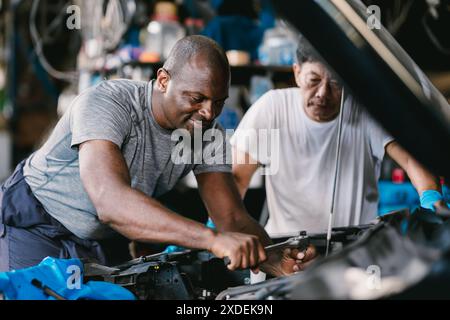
[293,63,302,88]
[156,68,170,92]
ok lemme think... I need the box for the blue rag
[0,257,135,300]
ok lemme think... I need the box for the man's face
[293,61,342,122]
[157,55,229,135]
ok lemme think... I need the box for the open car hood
[272,0,450,180]
[216,209,450,300]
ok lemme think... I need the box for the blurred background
[0,0,449,244]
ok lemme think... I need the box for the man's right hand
[208,231,267,271]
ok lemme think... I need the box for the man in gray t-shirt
[24,78,230,241]
[1,36,306,275]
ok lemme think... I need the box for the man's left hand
[258,245,318,277]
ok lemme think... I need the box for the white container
[141,2,185,61]
[258,20,298,66]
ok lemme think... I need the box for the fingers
[257,240,267,264]
[291,246,318,273]
[228,235,266,270]
[248,237,261,268]
[248,236,266,269]
[283,246,315,261]
[292,245,315,262]
[303,245,317,262]
[251,266,260,274]
[288,248,306,260]
[213,232,268,271]
[434,200,449,212]
[241,240,251,269]
[232,245,317,272]
[287,248,297,258]
[227,252,242,271]
[295,258,315,272]
[241,236,256,269]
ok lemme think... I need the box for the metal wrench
[223,235,309,266]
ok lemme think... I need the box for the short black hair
[295,35,320,64]
[163,35,230,79]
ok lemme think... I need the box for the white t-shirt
[230,88,394,235]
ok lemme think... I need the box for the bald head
[152,36,230,134]
[163,35,230,81]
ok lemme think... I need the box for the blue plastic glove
[420,190,443,212]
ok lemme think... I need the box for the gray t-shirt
[23,79,231,240]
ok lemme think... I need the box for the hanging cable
[29,0,78,82]
[386,0,414,35]
[422,2,450,55]
[75,0,135,54]
[325,87,345,257]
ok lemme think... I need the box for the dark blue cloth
[0,161,129,272]
[202,16,266,61]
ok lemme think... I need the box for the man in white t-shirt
[230,37,446,268]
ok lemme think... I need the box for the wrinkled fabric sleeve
[70,85,132,149]
[230,90,275,166]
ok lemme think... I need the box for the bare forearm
[386,142,440,195]
[197,172,271,246]
[237,214,272,247]
[97,186,215,250]
[405,157,440,195]
[79,140,216,251]
[213,209,272,246]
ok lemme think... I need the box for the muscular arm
[196,171,271,246]
[385,141,440,194]
[79,140,215,250]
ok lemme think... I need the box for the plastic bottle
[258,20,297,66]
[141,2,186,62]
